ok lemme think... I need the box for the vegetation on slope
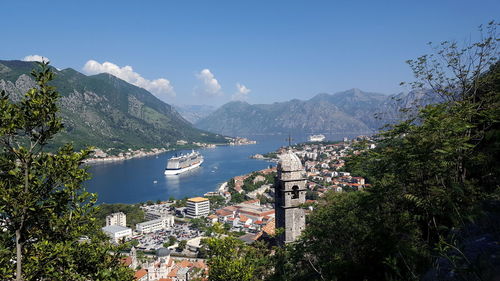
[0,63,134,280]
[94,204,146,229]
[203,22,500,281]
[0,60,227,152]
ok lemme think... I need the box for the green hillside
[0,60,227,152]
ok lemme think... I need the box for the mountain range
[0,60,437,148]
[173,104,216,124]
[194,88,435,136]
[0,60,226,151]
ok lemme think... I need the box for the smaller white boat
[308,134,326,142]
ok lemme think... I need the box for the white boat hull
[308,134,326,142]
[164,159,203,175]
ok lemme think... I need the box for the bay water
[84,134,353,204]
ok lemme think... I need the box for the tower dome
[156,247,171,257]
[278,151,303,172]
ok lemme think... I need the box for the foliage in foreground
[204,22,500,281]
[0,63,133,280]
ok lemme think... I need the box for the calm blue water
[84,134,353,204]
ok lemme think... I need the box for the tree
[204,236,271,281]
[94,203,145,227]
[207,195,226,209]
[190,217,207,230]
[177,240,187,251]
[227,178,235,189]
[168,235,177,246]
[305,190,319,200]
[338,22,500,280]
[0,63,133,280]
[230,192,245,203]
[210,22,499,281]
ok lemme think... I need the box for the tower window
[292,185,299,199]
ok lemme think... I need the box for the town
[100,136,377,280]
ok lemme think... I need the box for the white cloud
[195,69,222,97]
[231,83,251,101]
[22,55,50,63]
[82,60,175,99]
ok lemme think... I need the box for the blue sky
[2,0,498,106]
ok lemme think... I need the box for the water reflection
[164,166,203,191]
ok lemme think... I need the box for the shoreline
[84,148,170,164]
[84,138,258,165]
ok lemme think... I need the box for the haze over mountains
[0,60,226,151]
[194,88,434,136]
[173,104,216,124]
[0,60,436,149]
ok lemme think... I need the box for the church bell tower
[274,150,306,245]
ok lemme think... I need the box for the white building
[106,212,126,227]
[186,197,210,218]
[135,216,174,234]
[101,225,132,242]
[144,210,171,221]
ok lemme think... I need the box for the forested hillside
[0,60,227,152]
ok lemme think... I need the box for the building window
[292,185,299,199]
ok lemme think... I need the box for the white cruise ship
[308,134,326,142]
[164,150,203,175]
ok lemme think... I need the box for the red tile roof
[223,206,237,212]
[167,268,178,277]
[215,209,232,217]
[134,269,147,279]
[262,218,275,236]
[191,260,207,269]
[179,260,193,268]
[241,199,260,205]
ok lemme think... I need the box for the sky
[1,0,499,106]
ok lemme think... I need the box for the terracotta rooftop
[262,218,276,236]
[241,199,260,205]
[215,209,232,216]
[179,260,193,268]
[134,269,147,279]
[192,260,207,269]
[167,268,178,277]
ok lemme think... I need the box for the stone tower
[274,150,306,245]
